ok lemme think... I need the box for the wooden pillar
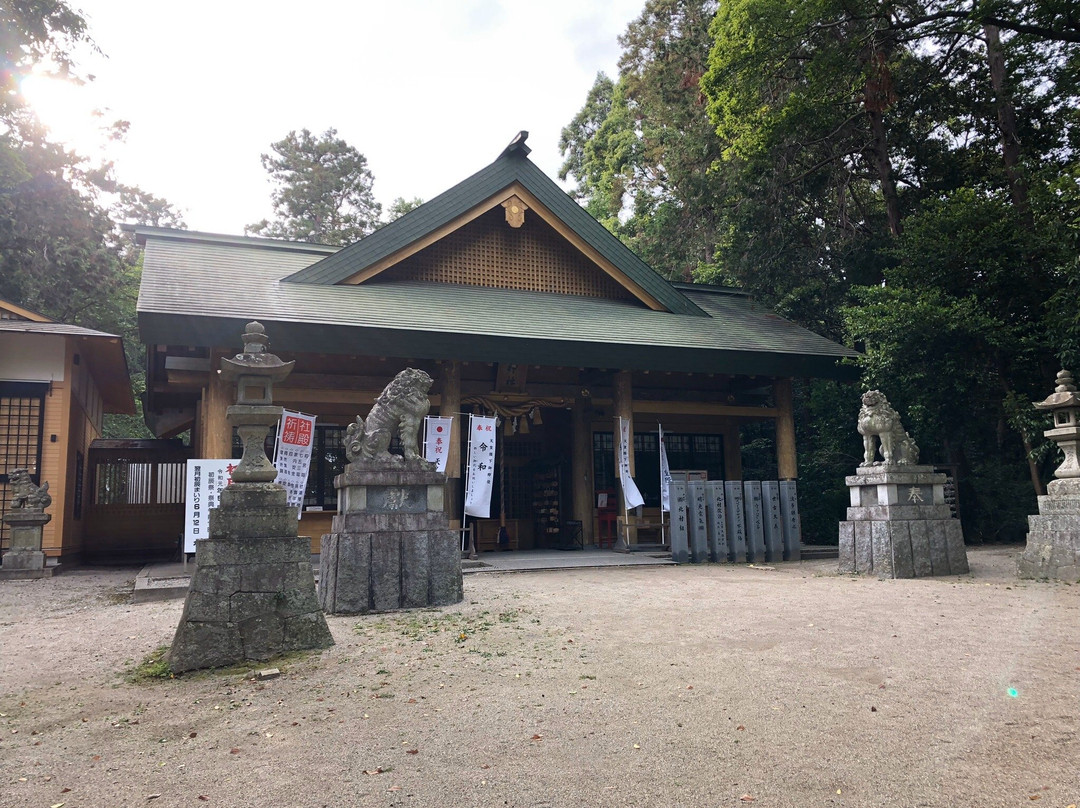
[774,377,798,480]
[571,397,595,547]
[438,361,462,478]
[438,361,465,545]
[613,370,636,549]
[201,354,232,459]
[722,417,743,481]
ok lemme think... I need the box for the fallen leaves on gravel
[740,795,755,802]
[229,748,240,755]
[364,768,387,775]
[531,734,542,741]
[406,749,418,755]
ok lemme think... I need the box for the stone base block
[839,518,968,578]
[1019,500,1080,581]
[321,468,462,614]
[1,549,46,571]
[168,535,333,673]
[840,465,968,579]
[319,528,463,614]
[0,551,56,580]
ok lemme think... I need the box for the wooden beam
[274,388,442,407]
[774,377,797,480]
[592,399,778,418]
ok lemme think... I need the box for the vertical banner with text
[659,424,672,513]
[274,410,316,512]
[464,415,497,518]
[184,459,235,553]
[424,416,454,473]
[617,416,645,509]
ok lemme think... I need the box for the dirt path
[1,546,1077,808]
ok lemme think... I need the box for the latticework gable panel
[370,208,638,301]
[0,307,29,321]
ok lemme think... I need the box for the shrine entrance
[467,406,574,552]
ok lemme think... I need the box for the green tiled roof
[135,228,858,379]
[282,141,706,318]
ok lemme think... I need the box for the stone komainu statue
[8,468,51,511]
[857,390,920,466]
[346,368,435,467]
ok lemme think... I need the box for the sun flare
[19,73,107,154]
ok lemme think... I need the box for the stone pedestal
[319,465,463,614]
[0,510,54,580]
[168,483,333,673]
[839,466,968,578]
[1020,371,1080,582]
[1019,478,1080,581]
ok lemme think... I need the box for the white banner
[274,410,316,511]
[659,425,672,513]
[183,459,235,553]
[617,416,645,509]
[464,415,497,518]
[424,416,454,473]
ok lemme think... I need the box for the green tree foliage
[385,196,424,222]
[562,0,1079,542]
[246,128,382,245]
[559,1,724,281]
[1,1,184,439]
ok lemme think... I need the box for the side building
[135,134,857,551]
[0,298,135,564]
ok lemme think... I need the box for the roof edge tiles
[280,139,707,318]
[126,224,340,257]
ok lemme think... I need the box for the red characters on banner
[281,415,313,447]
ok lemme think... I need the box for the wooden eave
[0,297,52,322]
[339,182,668,312]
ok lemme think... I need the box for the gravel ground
[1,545,1078,808]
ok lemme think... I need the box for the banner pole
[659,423,666,547]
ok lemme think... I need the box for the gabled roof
[135,227,858,379]
[0,319,136,414]
[282,133,707,318]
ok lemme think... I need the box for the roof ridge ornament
[500,130,530,158]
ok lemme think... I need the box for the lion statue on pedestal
[857,390,919,466]
[8,468,51,511]
[346,368,435,468]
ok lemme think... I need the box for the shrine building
[134,133,857,553]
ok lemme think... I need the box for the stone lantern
[1034,369,1080,489]
[167,321,332,673]
[1020,369,1080,581]
[219,321,294,484]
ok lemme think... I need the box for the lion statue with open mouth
[857,390,919,466]
[345,368,436,469]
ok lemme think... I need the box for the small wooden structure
[83,439,190,564]
[0,299,135,565]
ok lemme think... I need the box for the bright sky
[20,0,645,235]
